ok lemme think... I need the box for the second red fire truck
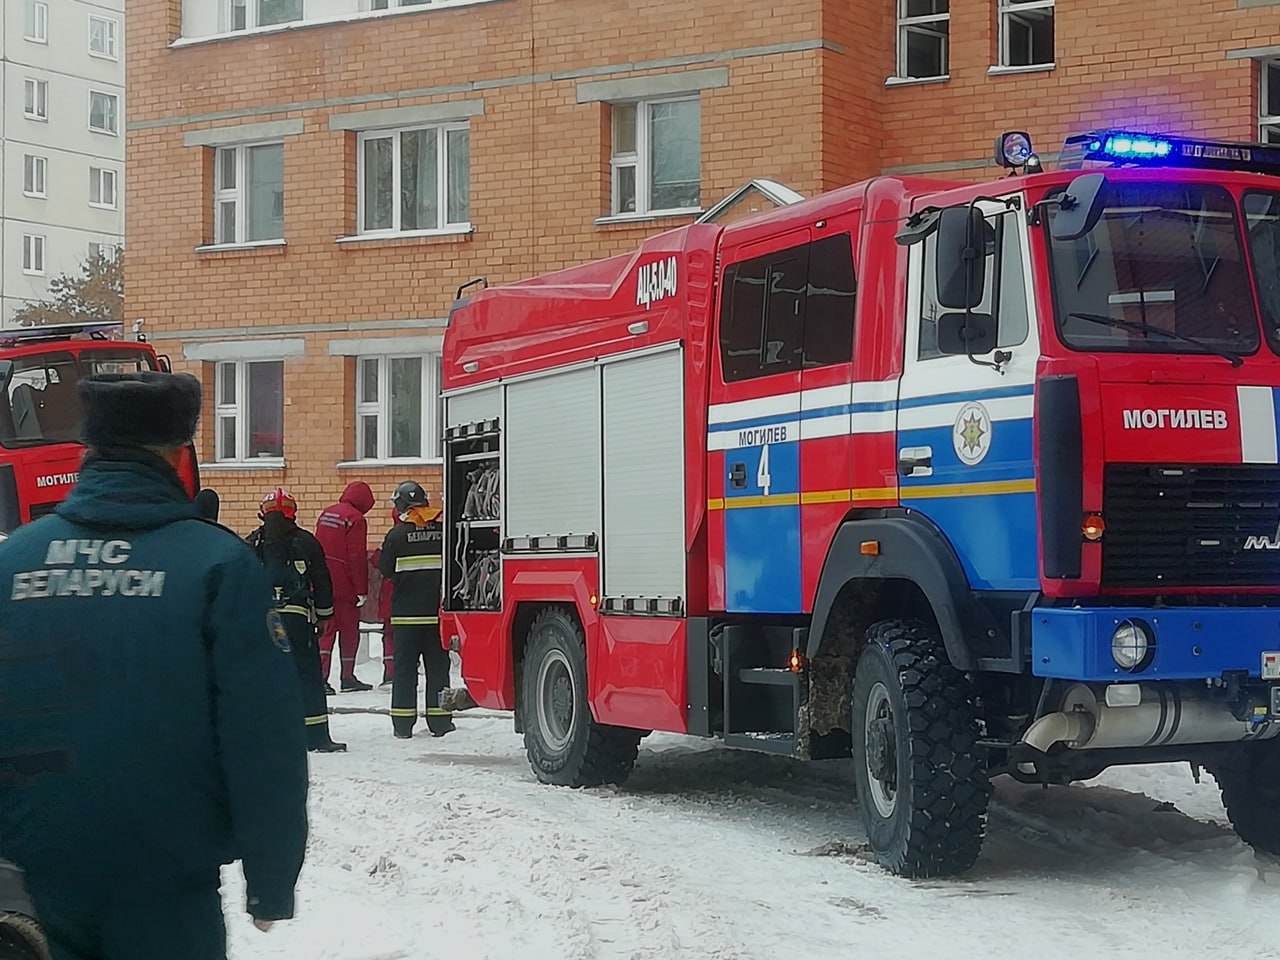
[440,130,1280,876]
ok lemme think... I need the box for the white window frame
[89,241,118,261]
[368,0,434,8]
[354,354,442,462]
[223,0,305,32]
[896,1,949,80]
[23,235,46,276]
[214,359,286,463]
[356,123,470,237]
[24,0,48,43]
[1262,60,1280,143]
[610,96,701,218]
[213,141,284,246]
[88,90,119,135]
[997,0,1055,69]
[23,155,47,199]
[88,14,119,60]
[24,78,48,121]
[90,167,118,210]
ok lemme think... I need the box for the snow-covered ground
[223,652,1280,960]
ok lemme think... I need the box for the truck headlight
[1111,620,1154,671]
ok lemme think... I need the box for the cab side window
[919,211,1029,360]
[718,232,856,382]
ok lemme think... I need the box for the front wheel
[850,619,990,878]
[521,607,641,787]
[1212,741,1280,855]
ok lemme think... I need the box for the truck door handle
[729,462,748,489]
[898,446,933,478]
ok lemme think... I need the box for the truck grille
[1102,464,1280,588]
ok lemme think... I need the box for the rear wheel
[521,607,641,787]
[1212,741,1280,855]
[850,619,990,878]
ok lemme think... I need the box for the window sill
[24,192,46,201]
[336,458,444,469]
[24,115,48,123]
[195,239,287,255]
[88,203,118,211]
[987,63,1055,76]
[89,128,119,137]
[22,270,45,278]
[89,51,119,62]
[595,208,703,226]
[885,74,949,87]
[171,0,503,47]
[200,460,287,471]
[24,36,47,44]
[337,227,473,247]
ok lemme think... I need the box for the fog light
[1111,620,1153,671]
[1083,514,1105,542]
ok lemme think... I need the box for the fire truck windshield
[1047,182,1261,358]
[0,348,154,449]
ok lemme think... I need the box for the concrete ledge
[328,335,443,356]
[576,67,728,104]
[1226,43,1280,60]
[183,338,305,362]
[329,99,484,132]
[183,119,304,147]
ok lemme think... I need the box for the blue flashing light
[1101,134,1173,160]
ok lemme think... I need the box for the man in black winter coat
[0,372,308,960]
[247,489,347,753]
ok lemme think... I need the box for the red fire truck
[0,323,165,532]
[440,130,1280,876]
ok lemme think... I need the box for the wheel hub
[535,649,577,752]
[863,681,899,819]
[866,716,897,783]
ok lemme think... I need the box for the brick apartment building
[129,0,1280,534]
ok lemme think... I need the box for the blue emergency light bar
[1063,130,1280,174]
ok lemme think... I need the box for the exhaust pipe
[1022,684,1280,752]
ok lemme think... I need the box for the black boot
[427,716,456,738]
[341,677,373,693]
[310,738,348,753]
[324,683,336,696]
[393,729,414,740]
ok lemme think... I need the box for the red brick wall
[129,0,1280,534]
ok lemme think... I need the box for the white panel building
[1,0,123,326]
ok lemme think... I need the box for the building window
[354,355,441,460]
[369,0,434,8]
[998,0,1054,68]
[1262,60,1280,143]
[90,167,118,209]
[226,0,304,31]
[358,125,470,235]
[214,360,285,462]
[23,155,47,199]
[896,1,949,79]
[24,79,48,121]
[89,242,119,261]
[610,97,700,217]
[25,0,48,42]
[23,235,46,276]
[214,143,285,245]
[89,15,119,59]
[89,91,119,135]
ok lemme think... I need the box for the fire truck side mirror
[934,206,988,310]
[1049,173,1107,242]
[937,312,997,357]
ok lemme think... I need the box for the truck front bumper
[1031,605,1280,684]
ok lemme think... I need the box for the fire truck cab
[0,323,163,532]
[441,131,1280,876]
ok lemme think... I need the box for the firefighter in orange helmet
[247,488,347,753]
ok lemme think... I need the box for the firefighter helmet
[258,487,298,521]
[391,481,429,514]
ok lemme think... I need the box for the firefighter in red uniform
[314,482,375,693]
[248,489,347,753]
[380,481,453,739]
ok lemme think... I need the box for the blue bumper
[1031,606,1280,681]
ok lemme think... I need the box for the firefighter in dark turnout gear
[248,489,348,753]
[0,373,308,960]
[380,481,454,738]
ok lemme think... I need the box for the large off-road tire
[1212,742,1280,855]
[0,916,48,960]
[521,607,642,788]
[850,619,990,878]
